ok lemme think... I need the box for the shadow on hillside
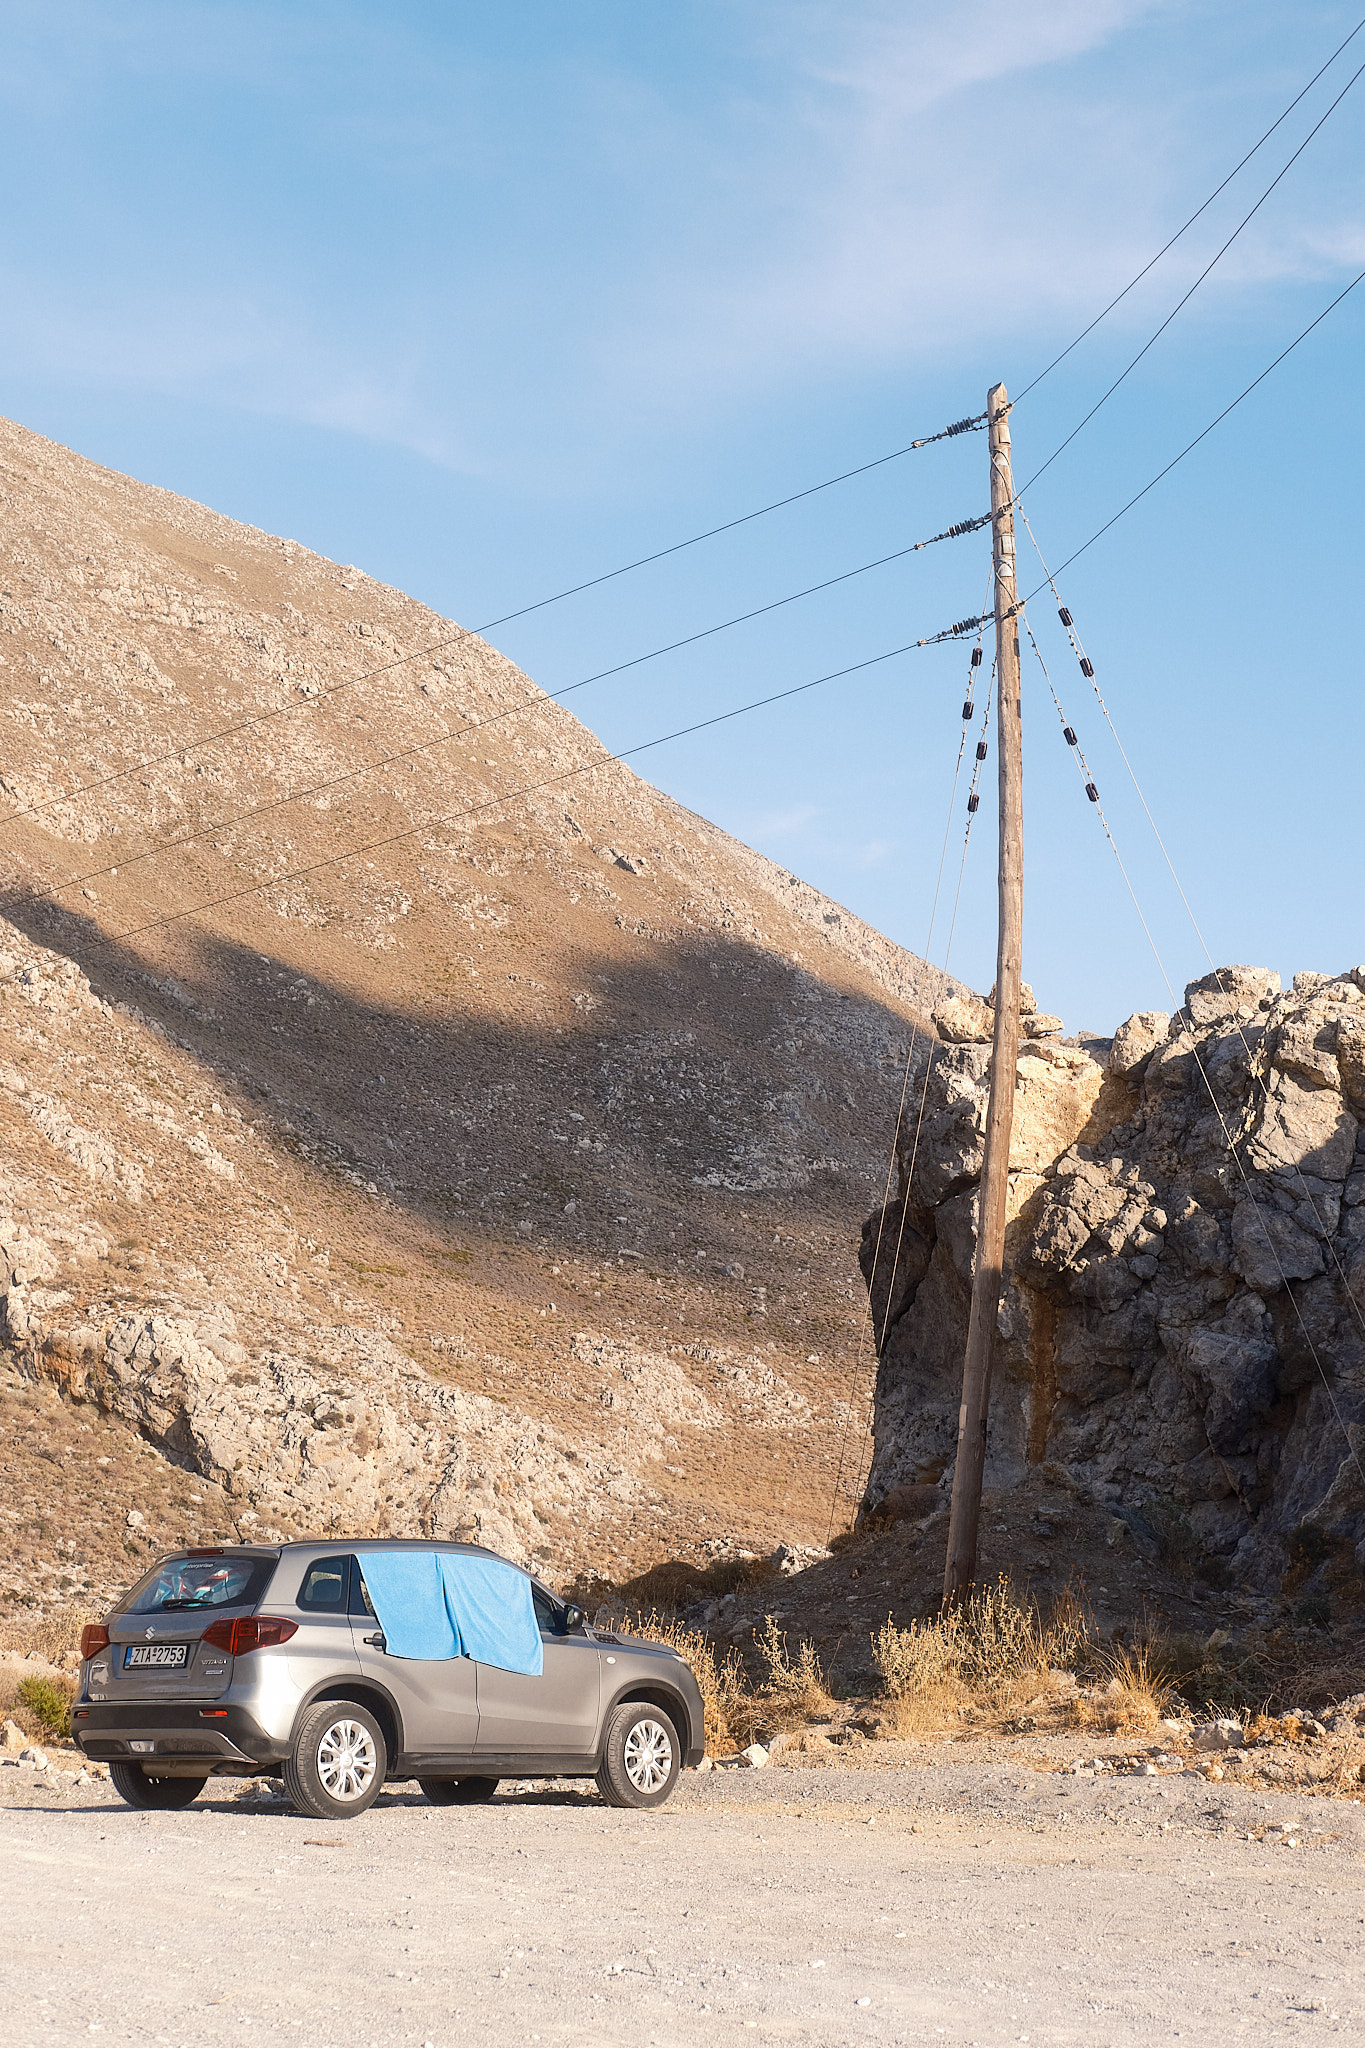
[4,891,933,1266]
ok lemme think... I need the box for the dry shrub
[750,1617,834,1728]
[621,1609,834,1751]
[1075,1642,1175,1732]
[872,1577,1092,1734]
[871,1616,964,1737]
[619,1609,753,1755]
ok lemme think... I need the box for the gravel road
[3,1761,1362,2046]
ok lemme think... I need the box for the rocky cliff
[860,966,1365,1619]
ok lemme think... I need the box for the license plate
[123,1643,189,1669]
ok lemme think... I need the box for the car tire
[595,1703,680,1810]
[418,1777,461,1805]
[284,1701,387,1821]
[453,1776,500,1803]
[109,1763,207,1810]
[417,1776,499,1805]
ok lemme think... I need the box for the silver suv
[72,1540,704,1819]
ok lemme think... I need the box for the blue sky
[2,1,1363,1031]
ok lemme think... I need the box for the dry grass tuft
[619,1609,753,1755]
[750,1617,835,1728]
[1075,1642,1175,1732]
[872,1577,1093,1735]
[623,1608,835,1752]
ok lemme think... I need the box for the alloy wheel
[622,1716,673,1793]
[316,1717,378,1802]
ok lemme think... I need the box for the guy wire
[1020,508,1365,1357]
[1023,611,1365,1494]
[826,595,991,1541]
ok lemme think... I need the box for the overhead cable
[1016,46,1365,499]
[5,513,980,847]
[35,522,981,904]
[829,589,993,1538]
[1013,10,1365,403]
[1021,509,1365,1364]
[1027,605,1365,1494]
[913,513,991,551]
[31,258,1365,917]
[78,633,946,942]
[1016,260,1365,600]
[10,21,1359,853]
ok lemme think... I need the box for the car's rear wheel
[284,1701,387,1821]
[419,1775,500,1806]
[595,1703,680,1810]
[109,1763,207,1810]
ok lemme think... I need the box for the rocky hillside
[0,413,960,1622]
[860,966,1365,1625]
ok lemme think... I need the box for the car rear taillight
[80,1624,110,1660]
[200,1617,298,1656]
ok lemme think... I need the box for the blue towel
[357,1549,456,1660]
[439,1552,543,1678]
[357,1549,543,1676]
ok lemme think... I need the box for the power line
[11,28,1358,846]
[1016,46,1365,499]
[24,253,1365,921]
[1022,506,1365,1366]
[1025,595,1365,1496]
[4,506,980,849]
[81,635,942,941]
[34,521,978,903]
[1013,10,1365,403]
[828,599,991,1538]
[6,20,1358,854]
[472,414,987,637]
[1015,260,1365,600]
[0,425,988,836]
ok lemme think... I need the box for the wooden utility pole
[943,382,1023,1608]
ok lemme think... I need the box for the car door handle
[362,1633,386,1650]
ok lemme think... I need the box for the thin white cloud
[602,0,1361,409]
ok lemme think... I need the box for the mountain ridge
[0,412,955,1619]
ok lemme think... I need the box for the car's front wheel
[595,1703,680,1809]
[284,1701,387,1821]
[419,1776,500,1806]
[109,1763,207,1810]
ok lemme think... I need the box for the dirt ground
[3,1749,1363,2046]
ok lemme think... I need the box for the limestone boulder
[988,980,1038,1015]
[1010,1044,1105,1173]
[1109,1010,1169,1077]
[1245,1074,1356,1182]
[1183,966,1280,1029]
[932,994,994,1045]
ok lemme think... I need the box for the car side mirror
[563,1603,585,1632]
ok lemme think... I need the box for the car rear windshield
[125,1555,277,1615]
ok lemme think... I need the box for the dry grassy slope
[0,415,961,1616]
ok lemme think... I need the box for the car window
[532,1585,564,1635]
[126,1555,276,1615]
[298,1556,353,1611]
[351,1563,377,1619]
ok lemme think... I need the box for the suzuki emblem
[145,1628,155,1640]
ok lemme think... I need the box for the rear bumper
[71,1703,283,1772]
